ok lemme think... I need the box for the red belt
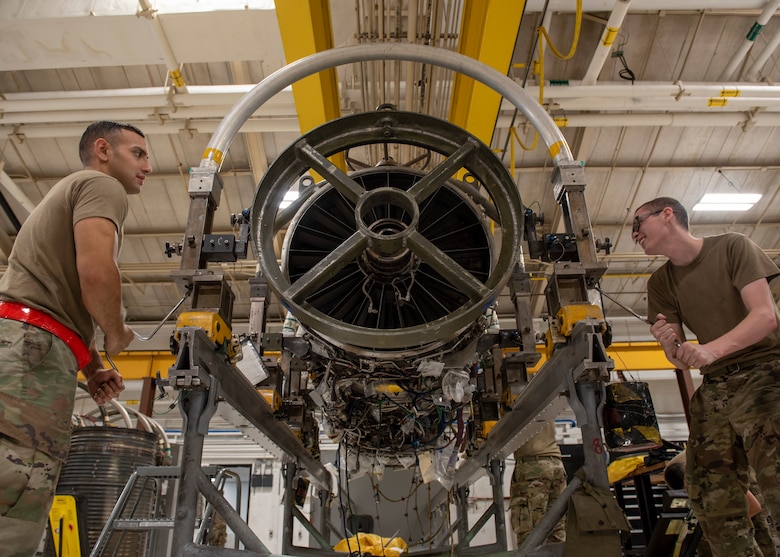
[0,301,91,369]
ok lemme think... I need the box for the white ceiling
[1,0,780,341]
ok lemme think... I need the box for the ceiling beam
[0,165,35,221]
[449,1,527,145]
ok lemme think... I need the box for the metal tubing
[195,470,271,554]
[88,471,140,557]
[202,43,572,168]
[290,504,331,550]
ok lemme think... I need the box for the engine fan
[251,109,525,466]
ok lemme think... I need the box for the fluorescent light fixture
[693,193,762,212]
[279,191,299,209]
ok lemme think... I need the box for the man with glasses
[632,196,780,556]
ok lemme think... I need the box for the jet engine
[251,108,526,478]
[168,44,615,555]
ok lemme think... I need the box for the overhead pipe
[137,0,188,92]
[404,0,418,112]
[498,111,780,127]
[525,0,772,11]
[744,24,780,81]
[719,0,780,80]
[534,94,780,110]
[531,80,780,97]
[0,86,294,112]
[3,106,780,140]
[0,118,300,139]
[8,80,780,117]
[0,106,297,126]
[581,0,632,85]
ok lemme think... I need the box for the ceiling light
[692,193,762,212]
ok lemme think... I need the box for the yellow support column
[275,0,345,170]
[449,0,527,145]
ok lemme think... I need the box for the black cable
[616,51,636,83]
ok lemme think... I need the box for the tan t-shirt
[647,233,780,375]
[514,421,561,459]
[0,169,128,346]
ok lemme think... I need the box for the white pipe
[497,111,780,127]
[7,79,780,127]
[532,81,780,97]
[581,0,632,85]
[720,0,780,80]
[0,119,300,138]
[404,0,417,112]
[2,106,778,140]
[0,105,296,125]
[539,95,780,110]
[7,80,780,119]
[0,86,294,112]
[744,24,780,81]
[137,0,188,92]
[525,0,772,10]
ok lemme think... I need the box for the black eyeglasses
[632,209,663,234]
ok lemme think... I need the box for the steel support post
[567,379,609,489]
[172,388,213,554]
[455,485,470,542]
[488,459,508,552]
[281,462,297,556]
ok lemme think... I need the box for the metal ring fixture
[252,110,523,352]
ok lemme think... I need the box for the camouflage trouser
[0,435,62,557]
[509,456,567,546]
[0,319,77,556]
[686,359,780,557]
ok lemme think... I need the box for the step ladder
[89,465,228,557]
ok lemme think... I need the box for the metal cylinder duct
[52,427,158,556]
[252,109,524,356]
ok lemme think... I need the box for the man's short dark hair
[637,197,689,229]
[78,121,145,165]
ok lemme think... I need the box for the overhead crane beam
[274,0,345,170]
[449,1,527,145]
